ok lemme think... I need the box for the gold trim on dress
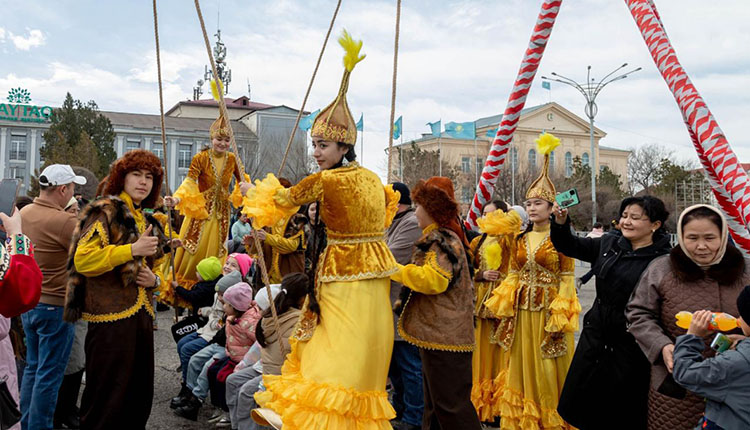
[82,287,155,323]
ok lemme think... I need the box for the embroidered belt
[326,231,386,245]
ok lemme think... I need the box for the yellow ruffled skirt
[472,280,508,422]
[255,278,396,430]
[498,309,575,430]
[158,214,226,308]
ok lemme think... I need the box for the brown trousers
[80,309,154,430]
[420,349,481,430]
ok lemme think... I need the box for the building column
[144,136,152,151]
[116,135,124,157]
[0,127,6,177]
[28,129,37,191]
[169,137,178,187]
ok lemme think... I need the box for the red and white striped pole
[465,0,562,231]
[626,0,750,255]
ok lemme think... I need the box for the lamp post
[542,64,640,226]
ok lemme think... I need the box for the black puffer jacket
[550,218,672,430]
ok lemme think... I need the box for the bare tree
[238,131,312,185]
[627,143,673,195]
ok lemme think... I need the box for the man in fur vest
[64,149,172,430]
[391,176,481,430]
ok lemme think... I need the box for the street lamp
[542,63,641,226]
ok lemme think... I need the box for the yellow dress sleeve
[545,253,581,333]
[264,230,304,254]
[173,178,208,220]
[391,251,452,295]
[484,238,519,317]
[74,221,134,277]
[242,173,315,229]
[230,173,251,208]
[384,184,400,229]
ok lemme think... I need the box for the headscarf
[510,205,529,231]
[676,204,729,268]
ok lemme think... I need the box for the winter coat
[550,221,671,429]
[259,308,302,375]
[176,276,220,311]
[386,209,421,341]
[673,335,750,430]
[197,293,225,342]
[626,245,748,430]
[0,316,20,430]
[225,307,262,362]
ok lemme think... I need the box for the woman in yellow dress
[484,133,580,430]
[471,201,521,423]
[241,31,400,430]
[160,112,243,308]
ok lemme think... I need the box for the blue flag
[542,81,551,90]
[445,121,475,139]
[356,113,363,131]
[485,128,498,137]
[427,120,441,137]
[393,116,402,140]
[299,109,320,131]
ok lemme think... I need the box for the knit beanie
[737,285,750,323]
[223,282,255,312]
[216,270,242,293]
[391,182,411,205]
[229,253,253,278]
[255,284,282,312]
[196,256,222,281]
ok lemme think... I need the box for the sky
[2,0,749,177]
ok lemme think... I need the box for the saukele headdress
[310,30,365,145]
[209,79,231,139]
[525,132,560,203]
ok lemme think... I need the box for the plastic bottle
[675,311,738,331]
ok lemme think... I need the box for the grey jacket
[673,335,750,430]
[386,208,422,341]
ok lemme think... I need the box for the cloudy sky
[2,0,749,176]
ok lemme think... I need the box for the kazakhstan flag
[356,113,364,131]
[393,116,402,140]
[299,109,320,131]
[427,120,441,137]
[445,121,475,139]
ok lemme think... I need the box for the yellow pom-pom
[241,174,297,229]
[339,29,366,72]
[535,132,560,156]
[484,241,502,270]
[210,79,223,102]
[477,210,521,236]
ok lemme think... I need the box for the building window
[476,157,483,174]
[125,138,141,152]
[461,185,473,203]
[528,149,537,167]
[179,144,193,168]
[152,142,164,162]
[9,166,25,181]
[178,173,187,184]
[549,150,555,172]
[461,157,471,173]
[9,135,27,161]
[511,148,518,170]
[565,152,573,177]
[582,152,590,167]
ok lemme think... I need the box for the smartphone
[0,179,21,218]
[710,332,732,354]
[555,188,580,209]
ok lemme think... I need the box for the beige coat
[260,308,302,375]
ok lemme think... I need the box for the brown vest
[398,227,475,352]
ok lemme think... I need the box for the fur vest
[63,196,170,323]
[398,227,475,352]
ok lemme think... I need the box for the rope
[193,0,282,346]
[151,0,177,287]
[194,0,245,174]
[386,0,402,182]
[277,0,343,176]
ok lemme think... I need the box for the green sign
[0,87,53,123]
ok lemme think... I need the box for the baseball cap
[38,164,87,187]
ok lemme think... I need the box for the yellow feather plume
[484,241,503,270]
[210,79,223,102]
[339,29,366,72]
[535,132,560,156]
[477,210,522,237]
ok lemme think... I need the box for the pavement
[144,264,597,429]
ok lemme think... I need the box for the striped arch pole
[626,0,750,255]
[464,0,562,232]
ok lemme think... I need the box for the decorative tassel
[210,79,223,102]
[535,132,560,156]
[339,29,366,72]
[477,210,522,236]
[484,241,503,270]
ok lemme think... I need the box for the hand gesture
[239,181,254,195]
[163,196,180,208]
[0,207,22,237]
[136,266,157,288]
[131,225,159,257]
[253,229,267,241]
[662,344,675,373]
[552,201,568,225]
[169,238,183,249]
[483,270,501,282]
[687,310,713,337]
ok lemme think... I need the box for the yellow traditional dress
[471,210,520,421]
[158,146,242,307]
[484,132,580,430]
[243,164,399,430]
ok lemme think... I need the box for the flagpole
[438,135,442,176]
[511,143,516,205]
[473,121,478,188]
[400,132,404,181]
[360,124,364,164]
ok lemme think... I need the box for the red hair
[103,150,163,208]
[412,177,468,247]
